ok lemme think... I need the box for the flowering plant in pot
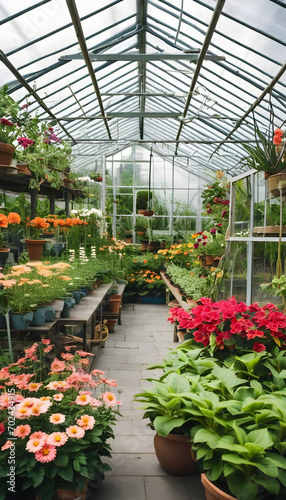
[0,340,122,500]
[168,296,286,355]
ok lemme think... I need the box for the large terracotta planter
[108,295,121,313]
[201,474,237,500]
[154,433,198,475]
[267,173,286,197]
[0,142,14,165]
[25,239,45,261]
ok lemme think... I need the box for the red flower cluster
[168,297,286,353]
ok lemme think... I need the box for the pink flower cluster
[0,340,122,463]
[168,297,286,352]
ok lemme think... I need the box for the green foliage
[136,191,150,210]
[135,341,286,500]
[241,126,285,174]
[166,264,214,300]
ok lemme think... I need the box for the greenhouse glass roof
[0,0,285,177]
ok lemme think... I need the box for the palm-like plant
[242,127,286,174]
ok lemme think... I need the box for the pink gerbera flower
[102,391,117,407]
[26,437,46,453]
[49,413,65,424]
[30,431,48,441]
[77,415,95,430]
[53,393,64,401]
[35,443,57,463]
[14,424,31,439]
[27,382,43,392]
[75,393,92,405]
[66,425,85,439]
[47,432,68,447]
[1,440,14,451]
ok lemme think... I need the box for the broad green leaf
[208,460,223,482]
[252,475,280,495]
[154,416,187,436]
[246,428,273,449]
[55,453,69,467]
[58,461,73,482]
[167,372,191,394]
[227,471,259,500]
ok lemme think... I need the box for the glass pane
[233,177,251,236]
[222,241,247,302]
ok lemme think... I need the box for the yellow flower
[192,234,198,239]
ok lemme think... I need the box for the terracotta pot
[201,473,237,500]
[267,173,286,197]
[0,142,14,165]
[154,433,198,475]
[206,254,215,266]
[199,258,207,268]
[125,236,132,243]
[136,231,145,236]
[25,239,45,261]
[147,243,154,252]
[108,296,121,313]
[141,240,148,251]
[36,479,87,499]
[106,318,117,333]
[16,163,32,176]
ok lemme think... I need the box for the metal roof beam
[48,113,182,120]
[7,0,124,57]
[17,17,136,71]
[60,52,224,61]
[175,0,226,153]
[150,1,283,68]
[211,62,286,158]
[0,50,77,144]
[65,0,112,140]
[0,1,51,25]
[137,0,148,139]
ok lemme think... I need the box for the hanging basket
[138,209,154,217]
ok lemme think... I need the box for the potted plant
[0,340,122,500]
[135,217,148,236]
[136,191,154,216]
[90,173,102,182]
[25,217,51,261]
[242,126,286,196]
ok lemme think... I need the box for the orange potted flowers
[25,217,50,261]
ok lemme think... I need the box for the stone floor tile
[92,475,146,500]
[105,453,168,476]
[144,476,191,500]
[184,474,207,500]
[111,435,154,453]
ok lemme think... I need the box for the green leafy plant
[242,126,286,174]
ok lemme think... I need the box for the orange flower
[29,217,50,230]
[184,251,188,255]
[0,213,8,228]
[7,212,21,224]
[143,259,148,264]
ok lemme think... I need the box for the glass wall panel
[223,241,248,303]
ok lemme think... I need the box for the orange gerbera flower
[0,213,8,228]
[7,212,21,224]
